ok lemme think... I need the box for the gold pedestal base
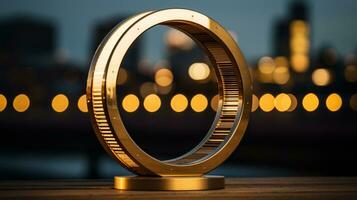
[114,175,224,191]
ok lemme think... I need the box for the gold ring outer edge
[87,8,252,177]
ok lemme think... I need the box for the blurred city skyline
[1,0,356,66]
[0,0,356,179]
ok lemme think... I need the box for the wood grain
[0,177,356,200]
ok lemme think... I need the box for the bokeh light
[344,65,357,82]
[117,68,128,85]
[13,94,30,112]
[155,68,173,87]
[275,56,289,67]
[165,28,194,50]
[191,94,208,112]
[143,94,161,112]
[290,20,310,73]
[274,93,291,112]
[251,94,259,112]
[273,66,290,85]
[258,56,275,74]
[302,93,319,112]
[288,94,298,112]
[312,68,331,86]
[139,82,157,98]
[291,54,309,72]
[77,95,88,113]
[122,94,140,112]
[188,62,210,81]
[170,94,188,112]
[350,94,357,111]
[0,94,7,112]
[51,94,69,112]
[210,94,219,112]
[326,93,342,112]
[259,93,275,112]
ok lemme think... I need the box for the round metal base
[114,175,225,191]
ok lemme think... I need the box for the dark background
[0,0,356,179]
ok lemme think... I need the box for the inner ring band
[87,9,252,176]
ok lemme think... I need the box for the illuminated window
[302,93,319,112]
[274,93,291,112]
[143,94,161,112]
[13,94,30,112]
[210,94,219,112]
[251,94,259,112]
[122,94,140,112]
[52,94,69,112]
[77,95,88,112]
[0,94,7,112]
[188,63,210,81]
[326,93,342,112]
[259,93,275,112]
[190,94,208,112]
[312,68,331,86]
[155,68,173,87]
[170,94,188,112]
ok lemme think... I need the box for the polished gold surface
[114,176,224,191]
[87,8,252,190]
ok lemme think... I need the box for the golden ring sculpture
[87,8,252,190]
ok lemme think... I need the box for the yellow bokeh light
[290,35,309,54]
[312,68,331,86]
[326,93,342,112]
[210,94,219,112]
[0,94,7,112]
[117,68,128,85]
[155,68,173,87]
[350,94,357,111]
[291,54,309,72]
[143,94,161,112]
[258,56,275,74]
[288,94,298,112]
[275,56,289,67]
[122,94,140,112]
[251,94,259,112]
[170,94,188,112]
[191,94,208,112]
[52,94,69,112]
[273,66,290,85]
[165,28,194,50]
[344,65,357,82]
[290,20,309,35]
[13,94,30,112]
[156,84,172,95]
[274,93,292,112]
[188,62,210,81]
[259,93,275,112]
[302,93,319,112]
[139,82,156,98]
[77,95,88,112]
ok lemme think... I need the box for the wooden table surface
[0,177,357,199]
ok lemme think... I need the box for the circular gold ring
[87,8,252,177]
